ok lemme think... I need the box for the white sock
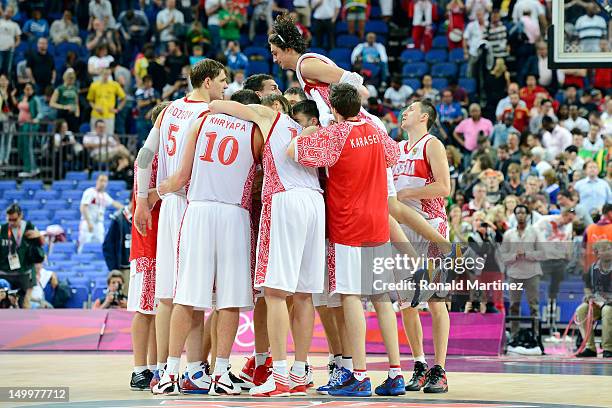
[389,365,402,379]
[272,360,288,377]
[148,364,156,372]
[187,360,203,375]
[214,357,229,376]
[255,352,269,367]
[291,360,306,377]
[328,354,335,364]
[166,357,181,376]
[157,362,165,372]
[133,365,148,374]
[353,369,367,381]
[334,354,342,368]
[342,356,353,372]
[414,355,426,364]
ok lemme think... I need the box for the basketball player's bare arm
[157,116,205,196]
[397,139,451,201]
[134,107,167,235]
[208,100,276,140]
[300,58,369,98]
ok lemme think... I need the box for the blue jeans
[0,49,14,76]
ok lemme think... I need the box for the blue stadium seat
[21,180,43,192]
[66,171,88,181]
[53,241,78,254]
[73,253,96,263]
[449,48,466,63]
[243,46,271,61]
[425,49,448,64]
[30,219,50,230]
[114,190,132,202]
[64,190,84,202]
[432,77,449,90]
[0,180,17,191]
[65,286,89,308]
[77,181,96,191]
[34,190,60,201]
[336,35,360,49]
[44,200,69,211]
[308,47,327,56]
[362,62,381,79]
[403,78,421,90]
[27,209,51,220]
[90,171,108,180]
[337,61,351,70]
[432,35,448,49]
[400,49,424,63]
[4,190,26,201]
[246,61,270,76]
[107,180,127,191]
[335,21,349,34]
[79,123,90,133]
[48,252,68,263]
[52,180,76,191]
[92,287,106,300]
[55,41,81,57]
[369,6,382,19]
[365,20,389,35]
[20,200,42,211]
[459,77,476,94]
[402,62,428,78]
[58,260,79,270]
[53,209,80,224]
[431,62,457,78]
[459,62,468,77]
[329,48,352,65]
[81,242,103,255]
[63,220,81,236]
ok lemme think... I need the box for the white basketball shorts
[155,194,187,300]
[174,201,254,310]
[328,241,394,296]
[255,188,325,294]
[127,259,157,314]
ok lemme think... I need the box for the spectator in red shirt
[501,93,530,133]
[519,74,549,110]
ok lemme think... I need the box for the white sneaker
[181,368,212,394]
[151,372,180,395]
[289,372,307,396]
[250,372,290,397]
[209,370,241,396]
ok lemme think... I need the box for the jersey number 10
[199,131,239,165]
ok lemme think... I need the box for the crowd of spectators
[0,0,610,353]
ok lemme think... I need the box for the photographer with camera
[0,278,20,309]
[93,270,128,309]
[0,204,44,309]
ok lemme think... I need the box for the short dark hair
[269,13,307,54]
[291,100,320,123]
[418,99,437,130]
[541,116,554,127]
[557,189,573,200]
[230,89,262,105]
[514,204,530,215]
[150,101,171,124]
[6,204,22,216]
[603,203,612,214]
[190,59,226,89]
[284,86,307,101]
[329,83,361,118]
[261,94,290,113]
[243,74,274,92]
[95,119,105,126]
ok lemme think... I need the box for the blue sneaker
[328,375,372,397]
[149,369,161,389]
[375,375,406,396]
[180,369,211,394]
[316,366,351,395]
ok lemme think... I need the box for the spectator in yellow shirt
[87,67,126,135]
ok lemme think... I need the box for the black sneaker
[603,351,612,358]
[422,365,448,393]
[131,369,154,391]
[228,369,250,391]
[405,361,428,391]
[576,348,597,357]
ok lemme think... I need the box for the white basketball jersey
[393,134,447,221]
[261,112,321,204]
[157,97,209,197]
[188,113,257,210]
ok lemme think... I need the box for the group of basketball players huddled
[126,14,460,398]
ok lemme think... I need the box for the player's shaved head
[262,94,290,113]
[231,89,262,105]
[329,83,361,119]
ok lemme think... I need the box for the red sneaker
[252,364,272,386]
[239,356,256,384]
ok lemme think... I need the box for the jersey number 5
[166,124,179,156]
[199,131,239,165]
